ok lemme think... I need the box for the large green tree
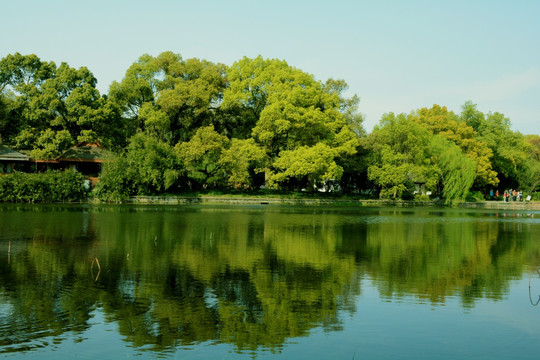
[175,125,265,189]
[95,133,182,200]
[366,111,477,202]
[222,56,360,190]
[109,52,227,144]
[0,53,121,157]
[0,90,19,143]
[519,135,540,196]
[0,53,54,146]
[410,104,498,188]
[460,101,529,189]
[366,113,438,198]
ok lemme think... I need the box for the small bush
[414,194,431,201]
[465,190,485,202]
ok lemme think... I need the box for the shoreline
[121,195,540,210]
[2,196,538,211]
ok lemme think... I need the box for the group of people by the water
[488,189,525,202]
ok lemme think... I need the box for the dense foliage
[1,52,539,202]
[0,170,85,202]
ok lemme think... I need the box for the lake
[1,204,539,359]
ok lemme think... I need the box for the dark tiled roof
[57,142,107,162]
[0,146,30,161]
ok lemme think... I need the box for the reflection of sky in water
[280,275,540,360]
[4,275,539,360]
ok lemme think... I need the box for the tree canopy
[1,52,538,202]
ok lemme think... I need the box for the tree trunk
[264,168,270,189]
[528,178,540,196]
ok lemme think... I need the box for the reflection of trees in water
[0,207,361,354]
[1,206,539,354]
[0,243,99,351]
[359,211,539,308]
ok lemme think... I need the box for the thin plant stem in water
[529,268,540,306]
[91,257,101,282]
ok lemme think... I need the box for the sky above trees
[1,0,539,134]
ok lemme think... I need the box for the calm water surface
[1,204,539,359]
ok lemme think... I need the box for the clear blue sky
[1,0,539,134]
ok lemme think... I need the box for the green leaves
[138,103,170,141]
[126,133,181,193]
[175,125,229,185]
[109,52,227,144]
[430,135,475,203]
[219,138,265,186]
[0,52,54,93]
[366,112,477,200]
[222,57,360,189]
[96,133,182,199]
[270,143,343,189]
[30,129,75,159]
[412,104,498,187]
[4,52,537,199]
[0,53,119,157]
[0,170,85,202]
[462,103,529,187]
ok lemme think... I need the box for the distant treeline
[1,52,539,202]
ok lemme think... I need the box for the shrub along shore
[0,170,538,210]
[0,171,85,203]
[1,171,538,211]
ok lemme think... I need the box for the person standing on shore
[503,190,508,202]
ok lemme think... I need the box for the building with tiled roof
[0,145,30,173]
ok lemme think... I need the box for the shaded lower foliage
[0,170,85,202]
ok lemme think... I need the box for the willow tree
[410,104,498,188]
[430,135,476,203]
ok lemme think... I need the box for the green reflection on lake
[1,204,539,358]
